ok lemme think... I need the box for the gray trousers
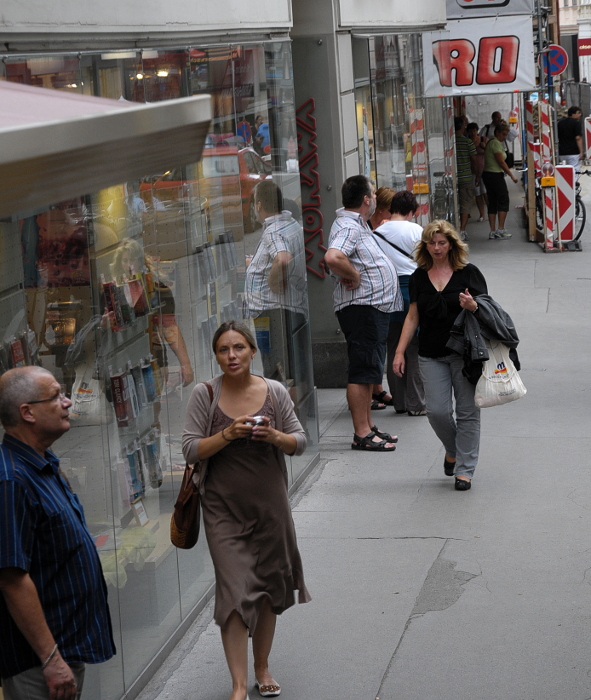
[2,663,85,700]
[386,320,425,413]
[419,354,480,479]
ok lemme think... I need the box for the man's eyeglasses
[27,386,68,405]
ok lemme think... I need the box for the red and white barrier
[544,187,555,250]
[525,101,534,145]
[416,195,430,228]
[585,116,591,160]
[556,164,576,242]
[540,102,553,164]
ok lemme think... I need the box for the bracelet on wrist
[221,428,231,442]
[41,644,58,670]
[472,304,479,313]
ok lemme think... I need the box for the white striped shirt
[328,208,399,313]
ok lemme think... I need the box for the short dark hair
[212,321,258,354]
[341,175,372,208]
[254,180,283,214]
[454,116,465,132]
[389,190,418,217]
[467,122,479,133]
[568,105,582,117]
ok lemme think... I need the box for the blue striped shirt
[0,434,115,678]
[328,208,399,313]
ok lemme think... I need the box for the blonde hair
[414,220,469,271]
[110,238,145,281]
[375,186,396,213]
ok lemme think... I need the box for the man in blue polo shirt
[0,367,115,700]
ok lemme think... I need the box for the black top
[557,116,582,156]
[409,263,488,357]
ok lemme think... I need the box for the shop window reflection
[2,37,317,700]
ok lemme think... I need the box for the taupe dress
[203,392,311,633]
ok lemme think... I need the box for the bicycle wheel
[575,196,586,241]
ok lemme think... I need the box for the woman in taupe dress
[182,321,311,700]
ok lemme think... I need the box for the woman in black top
[393,220,487,491]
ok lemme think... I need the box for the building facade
[290,0,455,386]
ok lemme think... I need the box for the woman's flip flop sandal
[255,679,281,697]
[351,432,396,451]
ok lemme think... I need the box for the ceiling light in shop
[136,73,144,80]
[157,70,169,77]
[101,51,138,60]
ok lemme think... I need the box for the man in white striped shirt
[325,175,400,451]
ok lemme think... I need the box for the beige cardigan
[182,375,307,492]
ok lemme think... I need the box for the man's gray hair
[0,367,53,427]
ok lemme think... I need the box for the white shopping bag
[474,340,526,408]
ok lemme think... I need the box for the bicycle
[534,168,589,243]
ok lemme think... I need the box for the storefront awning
[0,81,212,217]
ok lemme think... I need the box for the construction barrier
[585,116,591,160]
[555,164,576,242]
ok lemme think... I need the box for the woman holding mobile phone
[183,321,310,700]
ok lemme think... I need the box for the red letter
[432,39,476,87]
[476,36,519,84]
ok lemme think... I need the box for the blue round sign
[540,45,569,76]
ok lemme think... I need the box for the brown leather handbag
[170,382,212,549]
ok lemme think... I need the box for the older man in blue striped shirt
[0,367,115,700]
[325,175,400,452]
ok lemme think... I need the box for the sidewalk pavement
[137,176,591,700]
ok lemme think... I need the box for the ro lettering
[432,36,520,87]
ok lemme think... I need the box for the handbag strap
[372,230,414,259]
[187,381,213,475]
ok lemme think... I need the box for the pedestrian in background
[557,105,583,171]
[467,122,487,223]
[325,175,400,451]
[393,220,488,491]
[367,185,397,410]
[482,122,518,240]
[0,367,115,700]
[454,116,479,242]
[373,190,426,416]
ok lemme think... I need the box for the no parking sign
[539,44,569,76]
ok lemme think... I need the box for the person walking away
[324,175,400,451]
[557,106,583,171]
[182,321,310,700]
[0,366,115,700]
[393,221,488,491]
[467,122,487,222]
[367,186,397,409]
[454,116,479,242]
[373,190,426,416]
[481,122,518,239]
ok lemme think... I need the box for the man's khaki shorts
[457,182,476,214]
